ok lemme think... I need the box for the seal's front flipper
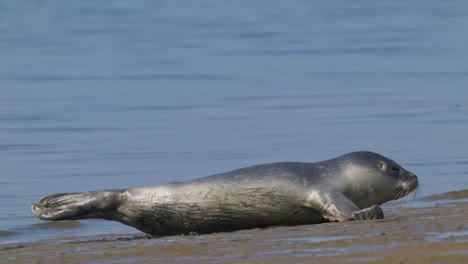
[352,205,384,220]
[31,190,123,221]
[305,190,360,222]
[305,190,384,222]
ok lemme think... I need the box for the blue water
[1,0,468,244]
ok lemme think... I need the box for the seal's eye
[391,166,400,172]
[379,161,386,170]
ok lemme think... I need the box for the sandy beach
[1,190,467,264]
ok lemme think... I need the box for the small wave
[31,221,81,229]
[422,189,468,201]
[0,230,16,237]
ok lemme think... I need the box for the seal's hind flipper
[31,190,123,221]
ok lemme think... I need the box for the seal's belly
[120,182,326,235]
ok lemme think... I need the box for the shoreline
[1,190,467,263]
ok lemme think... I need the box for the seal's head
[336,151,418,208]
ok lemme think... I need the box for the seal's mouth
[395,175,418,200]
[405,182,418,192]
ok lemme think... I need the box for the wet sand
[2,190,467,264]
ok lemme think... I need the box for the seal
[31,151,418,236]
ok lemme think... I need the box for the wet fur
[32,151,418,236]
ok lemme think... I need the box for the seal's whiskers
[386,187,418,220]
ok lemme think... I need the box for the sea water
[1,0,467,243]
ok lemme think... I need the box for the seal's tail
[31,190,123,221]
